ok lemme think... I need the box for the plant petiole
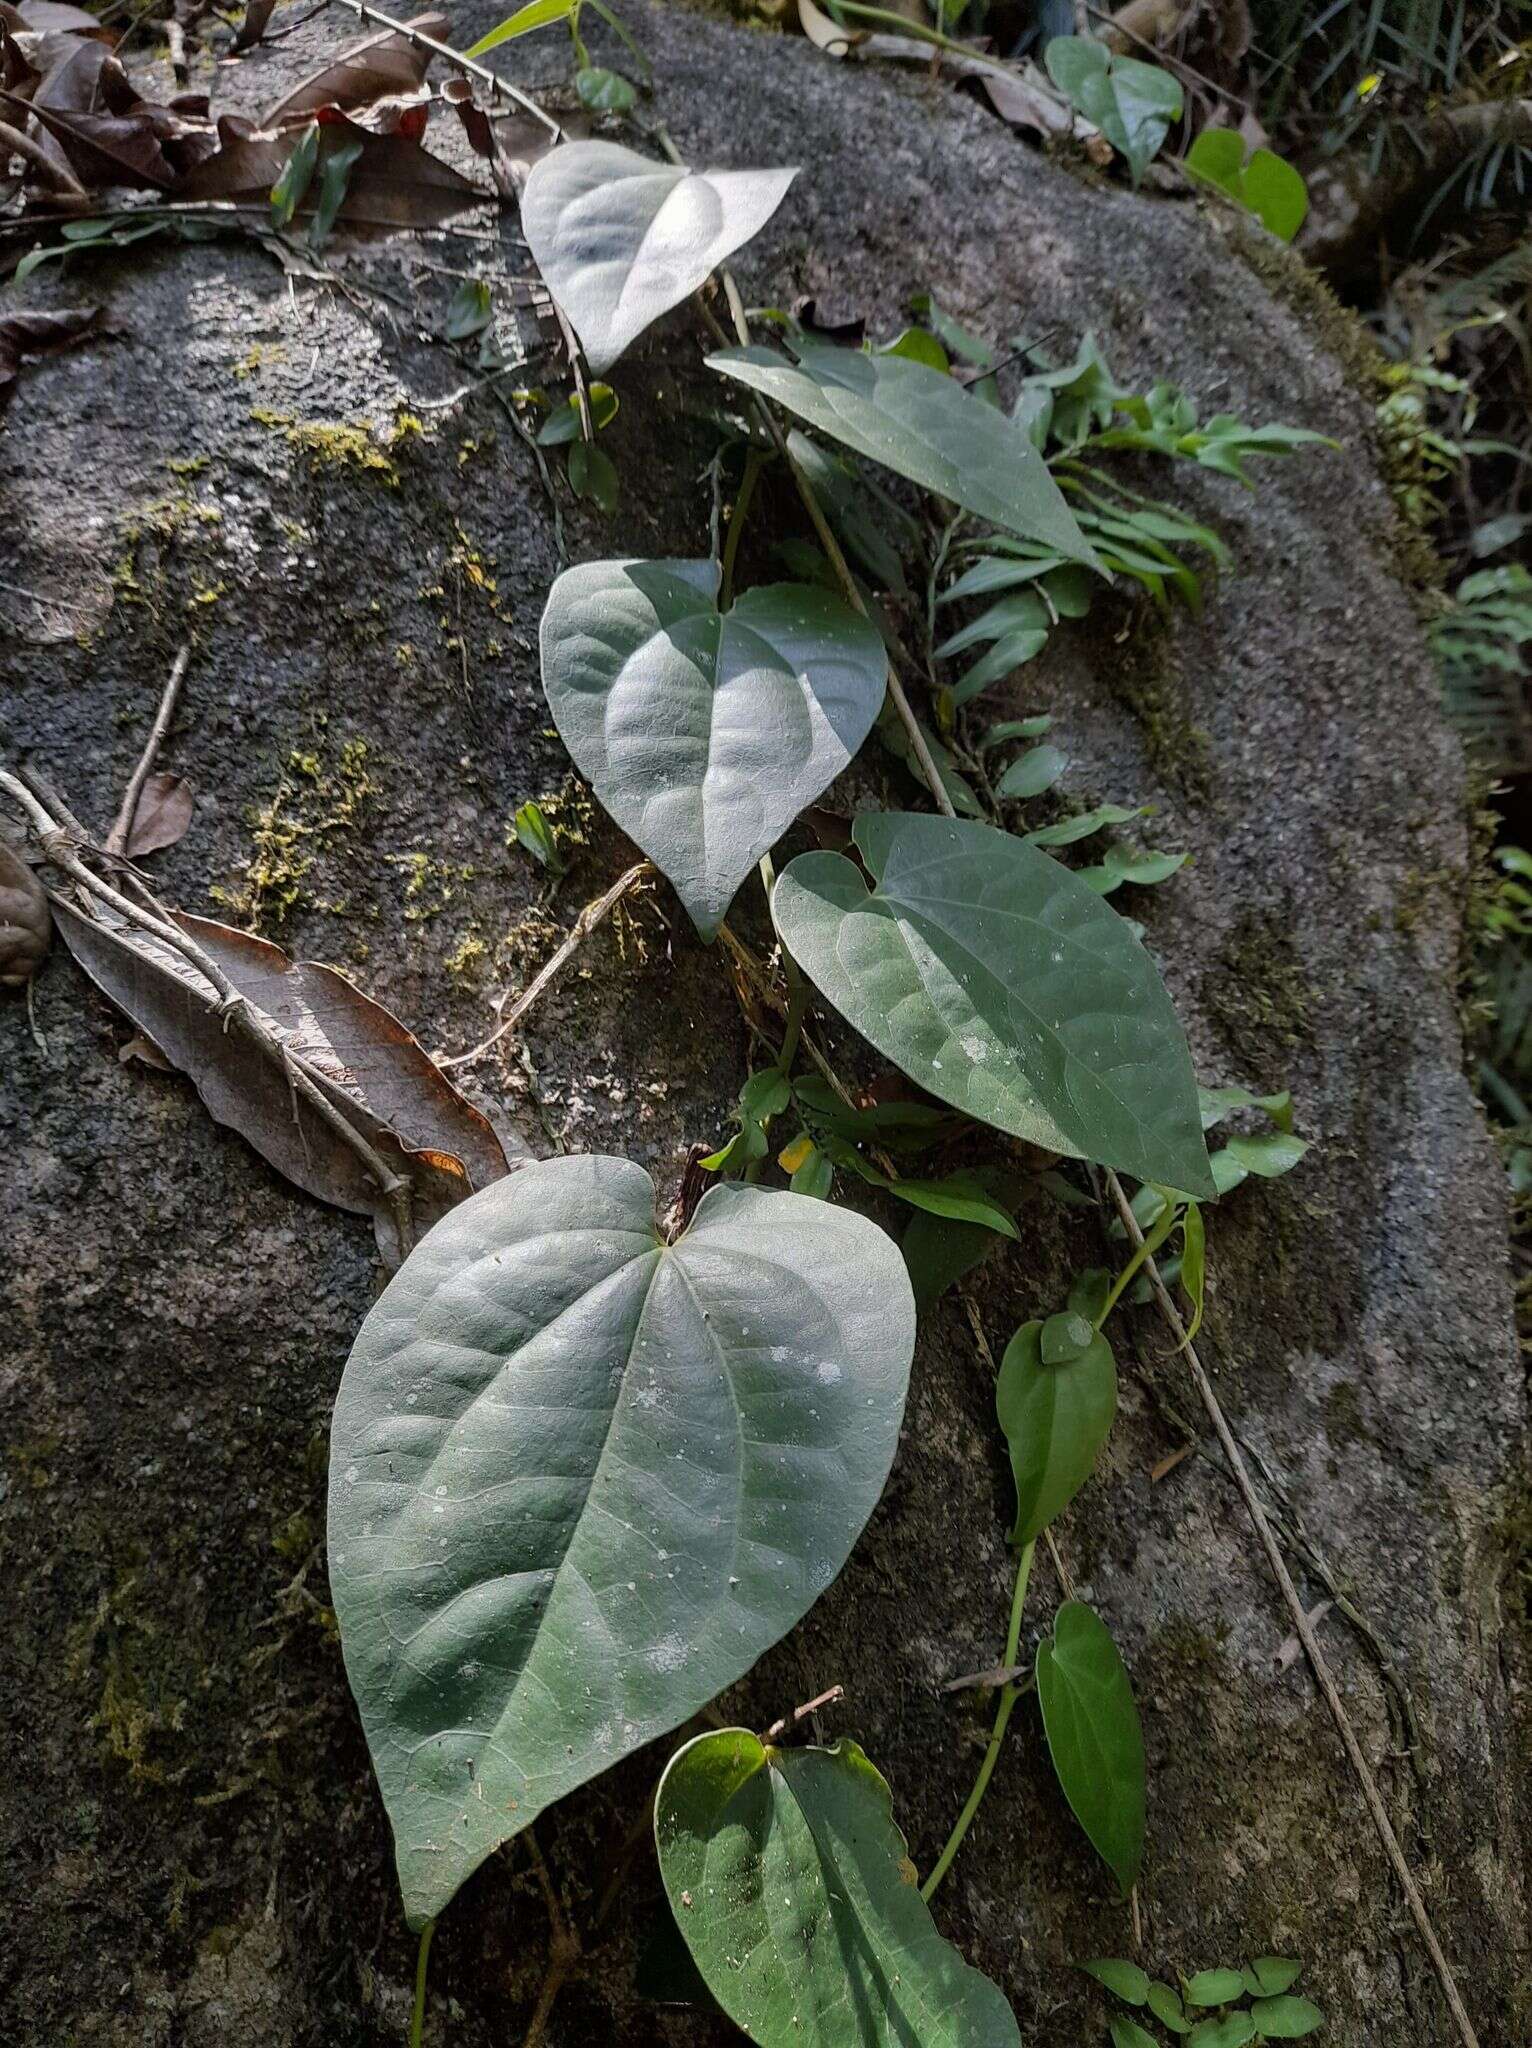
[408,1919,435,2048]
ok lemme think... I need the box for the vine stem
[921,1538,1035,1901]
[719,447,764,610]
[1104,1169,1481,2048]
[408,1920,435,2048]
[106,643,189,855]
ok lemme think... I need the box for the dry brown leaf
[230,0,277,54]
[0,840,50,985]
[260,10,448,127]
[0,303,98,411]
[51,895,523,1262]
[123,771,193,857]
[118,1029,171,1070]
[174,110,484,228]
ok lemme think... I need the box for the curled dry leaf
[260,10,448,126]
[797,0,864,57]
[230,0,277,55]
[1,0,108,32]
[175,111,483,229]
[0,304,98,411]
[50,894,522,1263]
[0,841,50,986]
[123,771,193,857]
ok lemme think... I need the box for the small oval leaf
[772,812,1215,1195]
[330,1155,915,1925]
[656,1729,1022,2047]
[522,140,798,373]
[1184,1969,1247,2008]
[1081,1957,1150,2005]
[1248,1994,1324,2038]
[1036,1601,1146,1895]
[541,559,887,939]
[998,1320,1117,1545]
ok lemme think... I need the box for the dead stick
[436,861,651,1070]
[107,644,189,855]
[0,118,87,196]
[761,1684,844,1744]
[1104,1167,1480,2048]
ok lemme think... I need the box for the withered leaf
[260,10,448,127]
[174,111,484,229]
[797,0,863,57]
[4,0,106,32]
[0,840,50,986]
[123,771,194,857]
[51,895,523,1263]
[0,303,98,410]
[4,38,214,189]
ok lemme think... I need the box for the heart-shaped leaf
[521,140,798,373]
[708,342,1097,567]
[655,1729,1022,2047]
[771,812,1215,1195]
[997,1318,1117,1545]
[1036,1601,1145,1895]
[1045,37,1182,185]
[330,1155,915,1926]
[540,558,887,939]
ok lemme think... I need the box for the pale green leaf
[656,1730,1021,2047]
[575,64,637,111]
[1184,1969,1246,2007]
[708,341,1098,566]
[465,0,573,57]
[1241,148,1308,241]
[330,1157,915,1926]
[1036,1602,1146,1894]
[772,813,1215,1194]
[996,744,1067,800]
[540,559,885,938]
[1082,1958,1150,2005]
[1221,1130,1308,1178]
[1248,1994,1323,2037]
[523,141,797,372]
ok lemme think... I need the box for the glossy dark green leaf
[708,341,1097,566]
[1243,1957,1302,1998]
[655,1729,1022,2047]
[1184,1969,1246,2008]
[1248,1994,1323,2037]
[522,141,798,372]
[330,1156,915,1926]
[771,813,1215,1194]
[1036,1601,1145,1895]
[996,1320,1116,1545]
[1081,1958,1149,2005]
[540,559,885,939]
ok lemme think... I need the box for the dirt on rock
[1,4,1527,2044]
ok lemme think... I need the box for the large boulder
[2,4,1526,2041]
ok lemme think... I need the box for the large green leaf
[655,1729,1021,2047]
[771,812,1215,1195]
[521,141,798,373]
[1036,1601,1146,1895]
[707,341,1098,567]
[996,1318,1116,1545]
[540,559,886,939]
[1044,37,1182,185]
[329,1155,915,1926]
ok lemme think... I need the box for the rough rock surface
[2,4,1527,2043]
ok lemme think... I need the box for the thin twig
[436,861,651,1070]
[1104,1168,1481,2048]
[107,643,189,855]
[0,118,87,196]
[323,0,563,135]
[761,1684,844,1744]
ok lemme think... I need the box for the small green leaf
[446,278,494,340]
[307,135,363,248]
[1197,1085,1293,1134]
[998,1323,1116,1546]
[982,715,1053,748]
[655,1730,1022,2047]
[537,383,620,444]
[1045,37,1182,184]
[1110,2021,1159,2048]
[1149,1980,1191,2032]
[1025,803,1144,848]
[740,1067,792,1121]
[1178,1199,1205,1342]
[270,120,319,228]
[1243,1957,1302,1998]
[513,798,566,876]
[1068,1266,1112,1320]
[1036,1602,1144,1894]
[1221,1130,1308,1178]
[789,1145,834,1199]
[575,64,637,112]
[1248,1994,1323,2036]
[1209,1147,1248,1196]
[465,0,573,56]
[1081,1958,1150,2005]
[996,744,1067,800]
[1184,1969,1246,2008]
[880,325,950,372]
[568,441,620,513]
[1183,126,1246,198]
[886,1171,1020,1237]
[1241,148,1308,241]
